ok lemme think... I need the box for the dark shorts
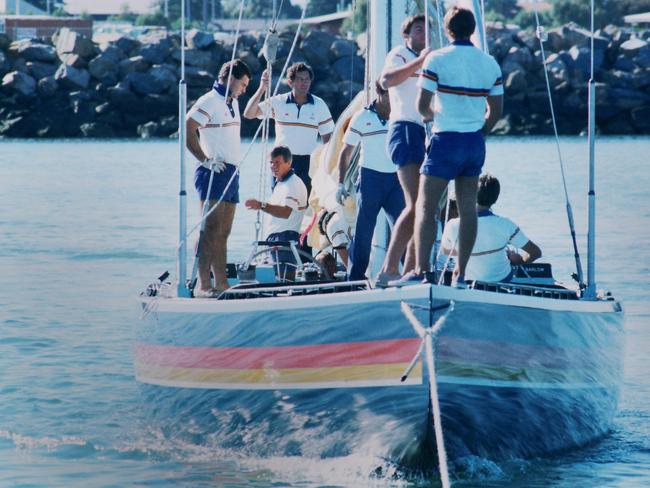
[194,164,239,203]
[420,131,486,180]
[267,231,301,268]
[387,121,426,167]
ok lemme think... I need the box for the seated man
[245,146,308,278]
[439,174,541,283]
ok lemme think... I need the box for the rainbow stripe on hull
[135,284,624,464]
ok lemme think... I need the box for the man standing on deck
[375,14,432,285]
[405,6,503,288]
[243,62,335,197]
[186,59,251,298]
[336,81,405,281]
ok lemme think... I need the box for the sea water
[1,137,648,487]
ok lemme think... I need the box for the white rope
[400,300,454,488]
[434,0,444,48]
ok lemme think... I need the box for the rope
[532,6,584,285]
[434,0,444,48]
[400,300,454,488]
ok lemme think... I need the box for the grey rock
[158,115,178,136]
[2,71,37,96]
[608,87,650,110]
[118,56,150,78]
[107,84,140,112]
[149,64,178,92]
[54,64,90,90]
[500,59,525,78]
[37,76,58,96]
[633,48,650,69]
[88,52,118,82]
[631,106,650,132]
[56,28,95,59]
[80,122,115,138]
[137,121,160,138]
[602,113,634,134]
[301,30,335,68]
[26,61,58,80]
[186,29,214,50]
[184,66,214,88]
[614,54,636,72]
[136,38,172,65]
[237,50,261,73]
[115,36,141,55]
[620,38,648,58]
[95,102,111,115]
[506,46,534,70]
[124,71,165,95]
[603,70,635,89]
[98,43,126,62]
[331,56,364,84]
[9,40,57,62]
[330,39,357,61]
[0,33,10,50]
[58,52,88,68]
[171,48,216,71]
[567,45,604,76]
[505,70,527,95]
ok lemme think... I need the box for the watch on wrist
[260,201,267,210]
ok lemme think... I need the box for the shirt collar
[478,209,493,217]
[272,168,295,189]
[452,39,474,46]
[366,101,387,126]
[286,92,314,105]
[405,44,418,57]
[213,81,227,97]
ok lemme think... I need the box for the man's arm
[244,199,292,219]
[507,240,542,265]
[186,116,208,162]
[243,70,269,119]
[417,88,434,123]
[379,49,432,89]
[483,94,503,135]
[336,143,356,184]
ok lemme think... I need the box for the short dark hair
[287,62,314,82]
[270,145,292,163]
[401,14,425,36]
[477,173,500,207]
[445,7,476,40]
[218,59,251,83]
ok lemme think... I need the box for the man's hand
[335,183,349,205]
[418,47,433,62]
[507,248,524,265]
[202,157,226,173]
[260,69,269,90]
[245,198,262,210]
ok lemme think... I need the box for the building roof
[64,0,155,16]
[302,10,352,25]
[624,12,650,24]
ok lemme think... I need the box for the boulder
[98,43,126,63]
[26,61,58,80]
[9,40,57,62]
[158,115,178,136]
[631,106,650,132]
[88,52,118,83]
[171,48,216,71]
[136,38,172,65]
[124,71,165,95]
[608,87,650,110]
[505,70,527,97]
[54,64,90,90]
[2,71,37,96]
[186,29,215,50]
[107,83,140,112]
[0,113,37,137]
[301,30,336,68]
[620,38,648,58]
[137,121,160,138]
[114,36,141,56]
[184,66,214,88]
[55,28,95,59]
[633,47,650,69]
[37,75,58,96]
[567,45,604,76]
[149,64,178,92]
[0,33,10,50]
[601,113,634,134]
[613,54,635,72]
[602,70,635,89]
[80,122,115,138]
[505,46,534,70]
[58,52,87,68]
[331,56,365,84]
[330,39,357,61]
[237,50,261,73]
[118,56,150,78]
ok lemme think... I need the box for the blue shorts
[267,231,300,267]
[387,121,426,167]
[420,131,485,180]
[194,164,239,203]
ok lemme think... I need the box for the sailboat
[135,0,624,471]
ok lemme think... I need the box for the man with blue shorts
[186,59,251,297]
[376,14,432,284]
[410,6,503,287]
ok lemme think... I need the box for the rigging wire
[532,5,585,286]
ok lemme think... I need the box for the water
[1,137,649,487]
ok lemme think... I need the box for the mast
[585,0,597,299]
[177,0,190,297]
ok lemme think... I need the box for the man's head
[444,6,476,41]
[269,146,293,179]
[287,62,314,99]
[218,59,251,99]
[477,173,500,208]
[375,80,390,112]
[401,14,426,53]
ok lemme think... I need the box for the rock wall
[1,23,649,138]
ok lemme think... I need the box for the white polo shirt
[266,171,308,236]
[187,83,241,164]
[259,92,335,156]
[441,211,530,283]
[343,104,395,173]
[383,44,423,125]
[418,40,503,133]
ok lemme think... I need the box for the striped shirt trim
[318,117,333,126]
[203,122,241,128]
[197,108,211,120]
[421,69,438,82]
[361,129,389,137]
[277,121,319,129]
[287,196,302,205]
[509,228,521,240]
[437,83,491,97]
[471,244,508,257]
[395,54,408,63]
[349,127,362,135]
[494,77,503,86]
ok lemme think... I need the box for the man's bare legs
[380,164,420,277]
[414,175,449,275]
[197,200,236,292]
[452,176,479,279]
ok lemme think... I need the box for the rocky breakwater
[488,22,650,135]
[0,23,648,138]
[0,27,364,138]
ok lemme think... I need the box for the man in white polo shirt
[336,81,405,280]
[243,62,335,196]
[440,174,542,283]
[376,14,432,285]
[406,6,503,288]
[186,59,251,297]
[245,146,308,277]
